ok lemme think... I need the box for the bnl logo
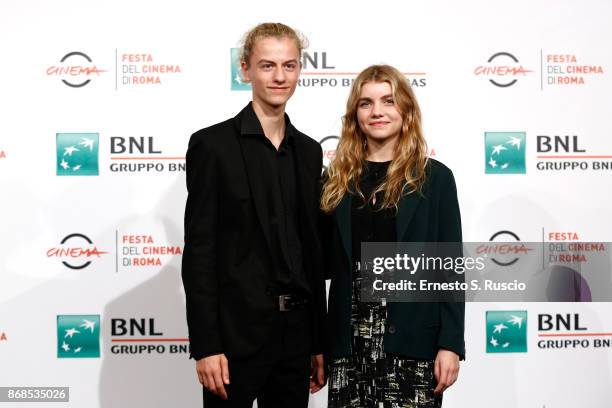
[230,48,334,90]
[56,133,99,176]
[486,310,527,353]
[230,48,251,91]
[484,132,526,174]
[57,315,100,358]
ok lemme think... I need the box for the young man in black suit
[181,23,326,408]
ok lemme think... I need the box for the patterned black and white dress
[327,160,442,408]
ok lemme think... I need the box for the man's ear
[240,60,251,83]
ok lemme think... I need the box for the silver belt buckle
[278,294,291,311]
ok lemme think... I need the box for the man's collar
[239,101,295,141]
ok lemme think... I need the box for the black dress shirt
[239,104,310,296]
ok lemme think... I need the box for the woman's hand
[433,349,460,394]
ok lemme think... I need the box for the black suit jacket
[181,103,326,360]
[323,158,466,360]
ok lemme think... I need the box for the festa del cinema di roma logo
[319,135,339,171]
[486,310,527,353]
[57,315,101,358]
[484,132,526,174]
[56,133,99,176]
[474,52,532,87]
[47,52,106,88]
[47,233,108,270]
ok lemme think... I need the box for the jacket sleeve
[181,133,223,360]
[436,167,466,360]
[310,145,328,355]
[318,170,335,281]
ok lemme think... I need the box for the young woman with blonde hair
[321,65,465,407]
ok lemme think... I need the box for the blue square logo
[56,133,99,176]
[484,132,526,174]
[57,315,101,358]
[486,310,527,353]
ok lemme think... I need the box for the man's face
[241,37,301,109]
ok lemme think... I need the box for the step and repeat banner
[1,0,611,407]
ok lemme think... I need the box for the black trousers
[203,307,311,408]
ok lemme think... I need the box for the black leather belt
[275,294,309,312]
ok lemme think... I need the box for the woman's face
[356,81,403,144]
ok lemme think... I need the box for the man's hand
[309,354,325,393]
[433,349,460,395]
[196,353,230,400]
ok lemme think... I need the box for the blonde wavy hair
[321,65,428,213]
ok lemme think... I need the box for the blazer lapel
[395,190,420,241]
[236,135,273,254]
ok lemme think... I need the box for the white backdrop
[1,0,612,407]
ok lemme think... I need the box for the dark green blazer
[323,158,465,360]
